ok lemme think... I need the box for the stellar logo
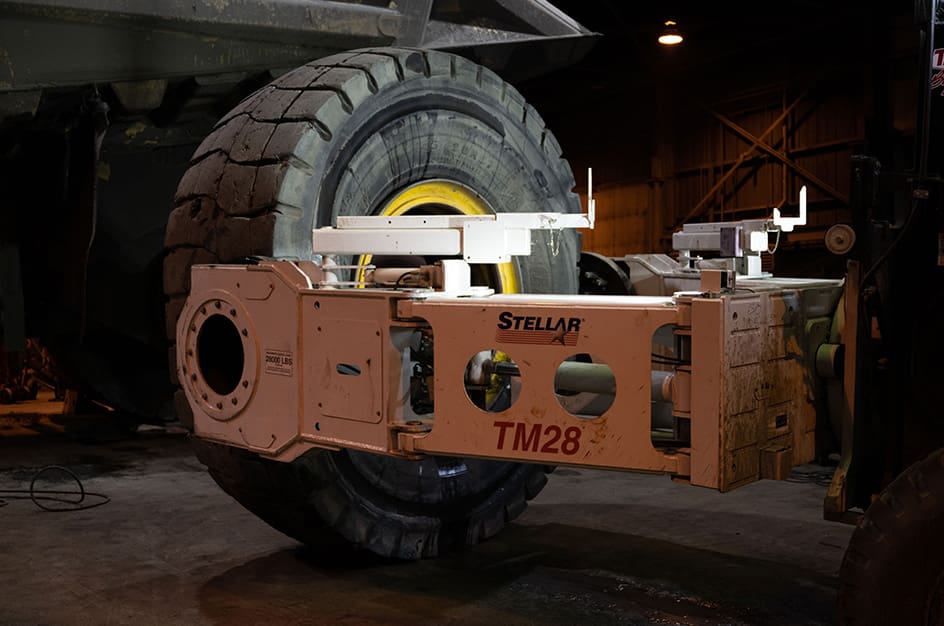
[495,311,581,346]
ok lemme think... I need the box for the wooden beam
[676,91,808,228]
[710,110,849,205]
[673,136,862,176]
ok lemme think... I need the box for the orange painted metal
[397,294,686,474]
[178,261,839,491]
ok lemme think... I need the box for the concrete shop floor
[0,431,851,625]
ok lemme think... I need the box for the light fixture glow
[658,20,683,45]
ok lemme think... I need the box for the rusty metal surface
[825,262,859,520]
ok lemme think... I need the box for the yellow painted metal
[355,180,520,293]
[486,349,513,409]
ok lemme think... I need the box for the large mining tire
[164,47,580,559]
[838,447,944,625]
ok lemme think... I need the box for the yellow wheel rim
[356,180,520,292]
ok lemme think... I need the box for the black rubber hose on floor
[0,465,110,511]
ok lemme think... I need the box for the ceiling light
[658,20,683,46]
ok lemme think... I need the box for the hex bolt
[231,398,238,406]
[241,329,248,337]
[230,309,236,317]
[215,301,221,309]
[202,393,208,401]
[200,306,206,315]
[216,401,223,409]
[242,380,249,388]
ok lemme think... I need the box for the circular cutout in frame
[554,354,616,418]
[464,350,522,413]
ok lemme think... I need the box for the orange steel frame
[178,260,838,492]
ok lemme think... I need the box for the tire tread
[839,447,944,624]
[167,47,571,559]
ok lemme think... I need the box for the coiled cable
[0,465,110,512]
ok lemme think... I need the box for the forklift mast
[836,0,944,514]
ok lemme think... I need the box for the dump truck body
[0,1,594,417]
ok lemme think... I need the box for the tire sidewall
[173,48,574,558]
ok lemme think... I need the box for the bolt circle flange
[178,289,257,422]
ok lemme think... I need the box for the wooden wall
[579,181,653,256]
[549,11,920,267]
[573,80,869,258]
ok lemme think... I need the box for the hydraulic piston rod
[493,360,675,401]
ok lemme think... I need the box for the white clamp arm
[312,168,596,263]
[772,185,807,233]
[313,213,593,264]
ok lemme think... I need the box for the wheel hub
[356,179,519,293]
